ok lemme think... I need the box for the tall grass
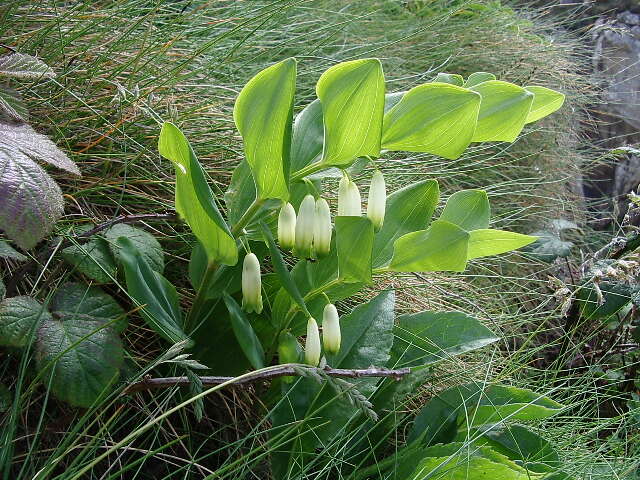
[1,0,637,478]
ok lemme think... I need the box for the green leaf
[0,239,27,261]
[389,220,469,272]
[525,86,565,124]
[0,87,28,122]
[0,277,5,301]
[234,58,296,200]
[467,229,537,259]
[317,58,385,166]
[259,221,309,316]
[117,237,189,344]
[50,282,126,333]
[222,293,264,369]
[0,296,49,347]
[433,73,464,86]
[336,216,374,284]
[465,71,496,87]
[382,83,481,160]
[373,180,440,267]
[105,223,164,274]
[577,280,631,320]
[439,190,490,231]
[409,384,563,446]
[36,289,124,408]
[62,237,117,283]
[524,231,573,263]
[470,80,534,142]
[291,99,323,172]
[0,53,55,79]
[390,311,498,368]
[158,122,237,266]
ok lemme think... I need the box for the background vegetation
[1,0,637,478]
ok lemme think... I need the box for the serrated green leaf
[36,305,123,408]
[117,237,189,344]
[470,80,534,142]
[373,180,440,267]
[382,83,481,160]
[467,229,537,259]
[0,296,49,347]
[0,239,27,261]
[525,86,565,124]
[336,216,374,284]
[390,311,498,368]
[0,53,55,79]
[50,282,127,333]
[159,122,237,265]
[439,190,490,231]
[62,237,117,283]
[105,223,164,274]
[389,220,469,272]
[222,293,264,370]
[465,71,496,87]
[0,87,28,121]
[317,58,384,166]
[234,58,296,200]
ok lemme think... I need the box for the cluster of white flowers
[241,170,387,362]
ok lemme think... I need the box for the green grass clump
[2,0,637,478]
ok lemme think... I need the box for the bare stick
[122,365,411,395]
[77,212,178,239]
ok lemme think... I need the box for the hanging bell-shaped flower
[278,202,296,250]
[295,194,316,258]
[305,317,321,366]
[367,170,386,231]
[314,198,332,258]
[338,173,361,216]
[241,253,263,314]
[322,303,341,354]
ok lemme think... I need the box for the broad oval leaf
[290,98,323,172]
[36,292,124,408]
[525,85,565,124]
[0,239,27,261]
[0,53,56,79]
[62,237,117,283]
[0,296,50,347]
[468,229,537,259]
[234,58,296,200]
[433,72,464,86]
[105,223,164,274]
[336,216,374,284]
[465,71,496,87]
[382,83,481,160]
[470,80,534,142]
[373,179,440,267]
[439,189,490,231]
[389,220,469,272]
[117,237,189,344]
[158,122,237,266]
[317,58,385,166]
[222,293,264,369]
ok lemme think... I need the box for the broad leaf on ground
[0,53,56,79]
[62,237,117,283]
[105,223,164,274]
[0,239,27,261]
[0,296,50,347]
[0,88,28,121]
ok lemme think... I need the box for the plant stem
[231,197,265,235]
[290,161,327,182]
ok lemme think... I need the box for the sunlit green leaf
[234,58,296,200]
[317,58,385,166]
[336,216,374,283]
[439,189,490,231]
[467,229,537,259]
[525,86,565,124]
[382,83,481,159]
[158,122,237,265]
[465,71,496,87]
[389,220,469,272]
[470,80,534,142]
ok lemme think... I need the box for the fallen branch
[77,212,178,239]
[122,365,411,395]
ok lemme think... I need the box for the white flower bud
[314,198,332,258]
[367,170,386,231]
[241,253,263,314]
[305,317,321,366]
[278,202,296,250]
[295,195,316,258]
[338,174,361,216]
[322,303,341,354]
